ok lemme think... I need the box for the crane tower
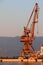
[20,3,39,58]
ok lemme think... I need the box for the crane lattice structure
[20,3,39,58]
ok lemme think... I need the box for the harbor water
[0,62,43,65]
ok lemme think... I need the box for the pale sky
[0,0,43,37]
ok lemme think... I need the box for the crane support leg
[20,42,35,58]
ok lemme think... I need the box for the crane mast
[20,3,39,58]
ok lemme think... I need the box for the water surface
[0,62,43,65]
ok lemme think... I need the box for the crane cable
[37,21,38,35]
[37,5,39,35]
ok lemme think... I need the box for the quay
[0,59,43,62]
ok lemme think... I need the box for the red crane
[20,3,39,58]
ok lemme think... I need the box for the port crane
[20,3,39,58]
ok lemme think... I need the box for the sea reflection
[20,62,32,65]
[19,62,43,65]
[41,62,43,65]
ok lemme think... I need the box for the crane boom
[26,4,35,28]
[26,3,39,28]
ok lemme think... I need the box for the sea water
[0,62,43,65]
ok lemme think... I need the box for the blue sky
[0,0,43,37]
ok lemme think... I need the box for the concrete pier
[0,59,43,62]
